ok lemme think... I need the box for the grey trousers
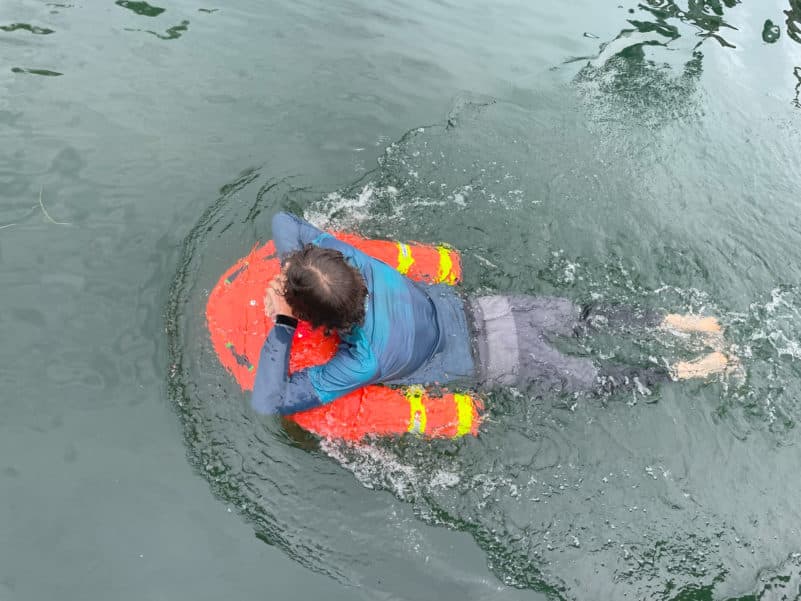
[467,296,669,395]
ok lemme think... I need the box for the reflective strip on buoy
[453,393,473,438]
[436,245,456,285]
[405,386,427,434]
[396,242,414,275]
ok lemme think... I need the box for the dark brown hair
[282,244,367,331]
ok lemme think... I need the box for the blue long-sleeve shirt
[251,212,476,415]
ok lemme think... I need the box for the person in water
[252,212,731,415]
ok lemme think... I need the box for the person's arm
[251,274,378,414]
[250,323,379,415]
[251,315,325,415]
[272,211,378,275]
[252,276,321,414]
[272,212,328,256]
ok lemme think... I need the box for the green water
[3,1,801,600]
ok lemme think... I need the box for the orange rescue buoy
[206,232,482,441]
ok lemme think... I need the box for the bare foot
[661,313,723,335]
[662,313,726,351]
[672,351,729,380]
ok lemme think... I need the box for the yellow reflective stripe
[396,242,414,275]
[453,393,473,438]
[436,245,457,284]
[405,386,426,434]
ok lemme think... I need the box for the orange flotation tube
[206,233,483,441]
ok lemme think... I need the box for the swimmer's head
[282,244,367,331]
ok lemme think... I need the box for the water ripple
[169,95,801,600]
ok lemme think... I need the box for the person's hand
[263,274,294,320]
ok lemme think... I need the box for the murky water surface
[3,1,801,600]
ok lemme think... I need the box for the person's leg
[470,295,606,394]
[505,296,584,337]
[500,298,721,341]
[468,295,733,395]
[577,302,663,333]
[596,363,672,394]
[513,324,674,395]
[660,313,725,351]
[671,351,730,379]
[517,334,600,394]
[585,305,733,377]
[660,313,723,334]
[469,296,594,391]
[468,296,523,388]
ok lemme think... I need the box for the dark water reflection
[113,0,189,39]
[10,67,63,76]
[128,20,190,41]
[641,0,741,48]
[1,23,55,34]
[571,0,801,111]
[115,0,166,18]
[786,0,801,42]
[795,66,801,106]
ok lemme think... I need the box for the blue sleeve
[251,320,379,416]
[251,318,323,415]
[271,212,328,257]
[306,327,380,405]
